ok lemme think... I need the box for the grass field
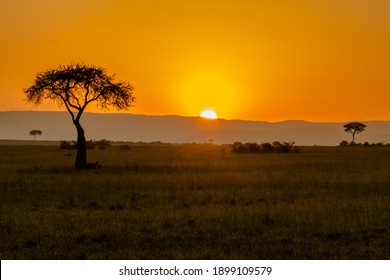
[1,143,389,259]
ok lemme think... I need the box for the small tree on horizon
[29,130,42,141]
[343,122,367,144]
[25,63,135,169]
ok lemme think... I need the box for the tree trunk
[74,121,87,169]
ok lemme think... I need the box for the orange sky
[1,0,390,122]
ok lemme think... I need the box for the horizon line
[1,109,389,124]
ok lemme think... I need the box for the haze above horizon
[1,0,390,122]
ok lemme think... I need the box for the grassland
[1,143,389,259]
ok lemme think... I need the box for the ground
[1,143,389,259]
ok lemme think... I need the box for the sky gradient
[1,0,390,122]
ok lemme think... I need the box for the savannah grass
[1,144,389,259]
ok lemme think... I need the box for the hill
[1,111,390,145]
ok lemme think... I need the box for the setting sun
[200,109,218,119]
[1,0,390,122]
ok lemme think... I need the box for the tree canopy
[343,122,367,144]
[29,130,42,140]
[25,63,135,122]
[24,63,135,168]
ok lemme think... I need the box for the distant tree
[232,142,245,153]
[231,141,299,154]
[260,142,275,153]
[25,63,135,169]
[244,143,261,153]
[29,130,42,140]
[343,122,367,144]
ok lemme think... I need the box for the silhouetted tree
[29,130,42,140]
[25,63,135,169]
[231,141,299,153]
[260,142,275,153]
[232,142,247,153]
[343,122,366,144]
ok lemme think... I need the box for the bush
[276,141,298,153]
[339,141,389,147]
[231,141,299,154]
[59,140,96,150]
[59,140,76,150]
[95,139,112,149]
[232,142,246,153]
[339,140,350,146]
[119,144,132,150]
[244,143,261,153]
[260,142,275,153]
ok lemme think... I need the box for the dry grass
[1,144,389,259]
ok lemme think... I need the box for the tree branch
[53,94,75,122]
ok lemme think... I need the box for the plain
[1,143,389,259]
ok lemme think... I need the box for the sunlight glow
[176,63,242,120]
[200,109,218,119]
[2,1,390,121]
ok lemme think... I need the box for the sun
[200,109,218,119]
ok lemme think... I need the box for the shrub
[119,144,132,150]
[232,142,246,153]
[244,143,261,153]
[277,142,297,153]
[59,140,95,150]
[95,139,112,150]
[231,141,299,154]
[339,140,349,146]
[59,141,76,150]
[260,142,275,153]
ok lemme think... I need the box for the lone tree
[343,122,367,144]
[25,63,135,169]
[29,130,42,140]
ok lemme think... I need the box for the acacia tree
[343,122,367,144]
[25,63,135,169]
[29,130,42,141]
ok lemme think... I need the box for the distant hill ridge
[1,111,390,146]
